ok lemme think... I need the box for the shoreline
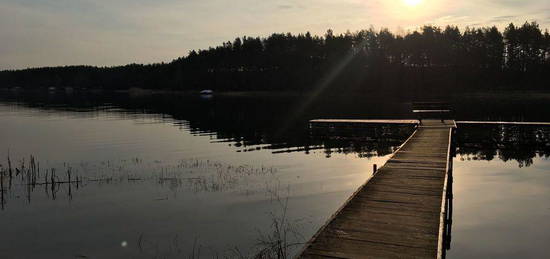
[3,87,550,100]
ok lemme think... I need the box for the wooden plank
[412,109,451,113]
[299,120,454,259]
[309,119,419,124]
[456,120,550,126]
[310,119,550,127]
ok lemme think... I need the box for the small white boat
[200,89,213,95]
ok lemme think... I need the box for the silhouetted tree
[1,22,549,93]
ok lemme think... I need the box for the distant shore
[3,87,550,101]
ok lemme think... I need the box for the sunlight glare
[403,0,423,6]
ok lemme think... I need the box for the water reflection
[456,124,550,167]
[0,91,420,165]
[2,90,550,165]
[1,91,550,258]
[448,156,550,258]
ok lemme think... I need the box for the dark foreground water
[0,90,549,258]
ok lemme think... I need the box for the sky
[1,0,549,70]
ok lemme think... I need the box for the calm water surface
[0,91,549,258]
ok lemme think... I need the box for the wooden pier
[309,119,550,127]
[300,120,456,258]
[309,119,419,125]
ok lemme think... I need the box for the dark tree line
[1,22,549,94]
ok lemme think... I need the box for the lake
[0,90,549,258]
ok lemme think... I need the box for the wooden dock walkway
[309,119,550,127]
[300,120,456,259]
[309,119,419,125]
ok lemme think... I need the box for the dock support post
[373,164,377,175]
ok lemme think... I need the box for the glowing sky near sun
[403,0,423,7]
[0,0,549,69]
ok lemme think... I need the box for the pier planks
[300,120,455,259]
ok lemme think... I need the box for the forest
[1,22,549,94]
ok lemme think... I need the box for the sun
[403,0,423,6]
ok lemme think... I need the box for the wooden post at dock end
[373,164,377,175]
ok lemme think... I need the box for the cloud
[489,15,517,23]
[278,4,293,9]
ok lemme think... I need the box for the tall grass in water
[1,153,83,205]
[2,153,306,257]
[1,165,5,210]
[1,154,279,206]
[133,193,305,259]
[254,185,305,259]
[128,184,305,258]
